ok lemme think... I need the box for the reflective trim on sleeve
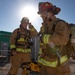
[60,55,68,64]
[10,45,16,49]
[43,34,50,44]
[46,35,50,44]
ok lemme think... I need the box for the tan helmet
[21,17,29,23]
[37,2,61,15]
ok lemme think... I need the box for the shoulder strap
[51,19,66,33]
[16,29,20,40]
[15,29,20,45]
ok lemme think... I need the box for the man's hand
[28,23,34,29]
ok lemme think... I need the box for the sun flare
[19,5,39,22]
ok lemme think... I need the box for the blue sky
[0,0,75,32]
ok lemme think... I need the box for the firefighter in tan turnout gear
[7,17,37,75]
[37,2,71,75]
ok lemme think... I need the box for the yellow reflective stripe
[38,55,68,67]
[43,34,50,44]
[46,35,50,44]
[60,55,68,64]
[17,38,25,42]
[38,48,42,54]
[16,48,31,52]
[10,45,16,49]
[43,34,47,44]
[38,58,58,67]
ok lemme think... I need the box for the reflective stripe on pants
[16,48,31,52]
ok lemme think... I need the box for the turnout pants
[7,52,31,75]
[40,62,70,75]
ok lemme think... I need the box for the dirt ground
[69,59,75,75]
[0,59,75,75]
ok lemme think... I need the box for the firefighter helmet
[21,17,29,23]
[37,2,61,15]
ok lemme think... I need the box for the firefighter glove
[29,23,34,29]
[28,23,35,31]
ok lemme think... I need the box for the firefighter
[7,17,37,75]
[37,2,71,75]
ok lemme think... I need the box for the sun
[19,5,39,22]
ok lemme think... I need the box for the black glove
[28,23,34,29]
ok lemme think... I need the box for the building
[0,31,12,66]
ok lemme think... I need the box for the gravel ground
[0,64,22,75]
[69,59,75,75]
[0,59,75,75]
